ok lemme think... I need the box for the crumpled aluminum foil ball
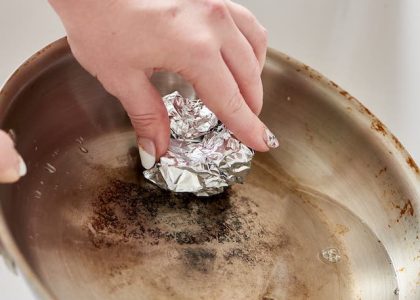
[144,91,254,196]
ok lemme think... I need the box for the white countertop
[1,0,419,299]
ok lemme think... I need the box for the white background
[1,1,419,299]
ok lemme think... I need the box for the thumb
[117,73,170,170]
[0,130,27,183]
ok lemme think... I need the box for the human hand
[49,0,279,169]
[0,131,27,183]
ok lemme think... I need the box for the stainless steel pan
[0,38,419,299]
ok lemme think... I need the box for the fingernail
[18,156,27,177]
[264,127,279,148]
[0,155,27,183]
[138,138,156,169]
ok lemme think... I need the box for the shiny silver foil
[144,91,254,196]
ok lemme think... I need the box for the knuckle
[253,95,263,115]
[224,88,244,115]
[255,102,263,115]
[242,58,261,86]
[128,111,165,134]
[189,36,216,60]
[245,71,263,113]
[242,8,258,25]
[251,27,268,56]
[253,57,262,77]
[204,0,228,19]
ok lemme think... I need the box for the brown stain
[223,248,256,266]
[339,91,349,97]
[335,224,350,236]
[86,177,293,275]
[392,135,404,151]
[87,181,245,248]
[300,64,322,81]
[262,274,310,300]
[399,267,405,272]
[362,106,374,117]
[371,119,387,136]
[183,248,216,273]
[109,264,129,278]
[82,167,311,298]
[406,157,420,174]
[81,157,357,299]
[375,167,387,178]
[289,275,310,298]
[329,81,339,88]
[394,200,415,223]
[401,200,415,217]
[334,88,358,102]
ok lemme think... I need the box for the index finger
[180,54,278,152]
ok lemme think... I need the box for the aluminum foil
[144,91,254,196]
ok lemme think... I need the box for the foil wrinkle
[144,91,254,196]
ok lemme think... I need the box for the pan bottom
[13,132,398,299]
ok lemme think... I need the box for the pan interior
[0,50,405,300]
[3,132,397,300]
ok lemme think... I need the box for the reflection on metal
[0,38,418,299]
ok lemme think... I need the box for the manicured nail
[18,156,27,176]
[138,138,156,169]
[264,127,279,148]
[0,155,27,183]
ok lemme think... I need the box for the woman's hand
[0,131,27,183]
[49,0,278,169]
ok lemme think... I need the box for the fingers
[181,54,278,152]
[116,72,170,169]
[0,131,27,183]
[226,1,268,72]
[221,29,263,114]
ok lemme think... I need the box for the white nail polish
[138,137,156,170]
[264,127,279,149]
[18,156,27,177]
[139,146,156,169]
